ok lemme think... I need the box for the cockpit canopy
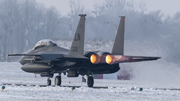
[33,39,57,50]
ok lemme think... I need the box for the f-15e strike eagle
[8,14,160,87]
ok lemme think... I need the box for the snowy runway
[1,85,180,101]
[0,62,180,101]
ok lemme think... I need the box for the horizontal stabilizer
[106,55,161,64]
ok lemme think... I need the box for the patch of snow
[0,62,180,100]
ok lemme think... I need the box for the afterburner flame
[90,54,100,64]
[105,55,115,64]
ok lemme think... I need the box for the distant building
[93,74,131,80]
[93,74,103,79]
[117,75,131,80]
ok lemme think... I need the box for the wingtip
[157,57,161,59]
[8,54,15,56]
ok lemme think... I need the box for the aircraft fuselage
[20,45,120,76]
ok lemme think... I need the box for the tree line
[0,0,180,68]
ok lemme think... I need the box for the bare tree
[69,0,84,19]
[0,0,62,61]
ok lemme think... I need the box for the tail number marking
[75,33,80,41]
[72,47,78,52]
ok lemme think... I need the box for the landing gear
[87,76,94,87]
[47,78,51,86]
[55,76,61,86]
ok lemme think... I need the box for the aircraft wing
[8,54,41,56]
[8,54,88,62]
[105,55,161,64]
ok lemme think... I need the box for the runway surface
[2,83,180,91]
[1,62,180,100]
[2,83,108,89]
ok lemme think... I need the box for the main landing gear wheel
[47,78,51,86]
[55,76,61,86]
[87,76,94,87]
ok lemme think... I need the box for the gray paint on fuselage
[20,43,119,74]
[20,45,70,65]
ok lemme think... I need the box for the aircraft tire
[87,76,94,87]
[47,78,51,86]
[55,76,61,86]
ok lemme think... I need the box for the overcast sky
[36,0,180,17]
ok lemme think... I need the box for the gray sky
[36,0,180,17]
[143,0,180,16]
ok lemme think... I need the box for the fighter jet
[8,14,160,87]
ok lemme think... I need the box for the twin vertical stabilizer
[69,14,86,56]
[111,16,125,55]
[69,15,125,56]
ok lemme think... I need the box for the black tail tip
[79,14,86,16]
[119,16,125,18]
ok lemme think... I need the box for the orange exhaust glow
[105,55,115,64]
[106,55,124,64]
[90,54,100,64]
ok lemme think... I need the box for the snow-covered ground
[0,62,180,101]
[1,85,180,101]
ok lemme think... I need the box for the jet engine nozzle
[106,55,125,64]
[106,55,116,64]
[90,54,100,64]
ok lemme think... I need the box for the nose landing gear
[47,78,51,86]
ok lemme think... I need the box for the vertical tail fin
[69,14,86,56]
[111,16,125,55]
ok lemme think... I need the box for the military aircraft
[8,14,160,87]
